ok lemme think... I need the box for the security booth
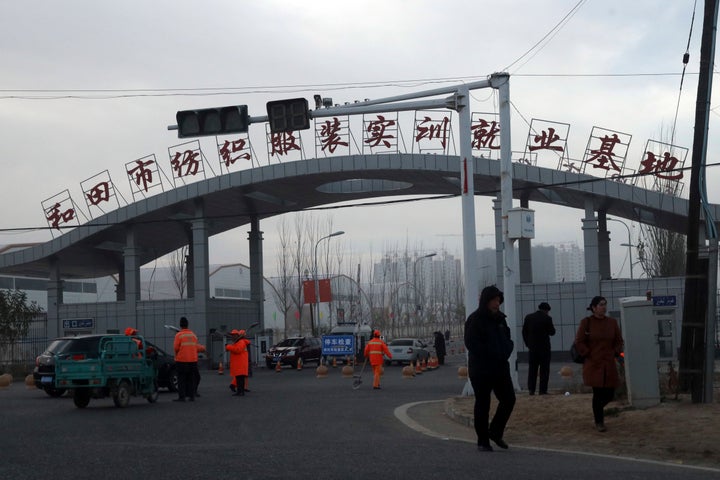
[255,334,272,367]
[619,296,678,408]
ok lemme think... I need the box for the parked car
[33,334,178,397]
[265,337,322,368]
[386,338,430,365]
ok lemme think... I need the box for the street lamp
[413,252,436,337]
[607,217,635,279]
[314,231,345,335]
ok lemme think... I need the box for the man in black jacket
[464,285,516,452]
[522,302,556,395]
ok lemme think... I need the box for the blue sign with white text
[62,318,94,329]
[321,335,354,356]
[652,296,677,307]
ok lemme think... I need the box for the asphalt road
[1,356,718,480]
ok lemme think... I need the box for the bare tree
[637,128,687,278]
[274,217,294,338]
[169,245,188,298]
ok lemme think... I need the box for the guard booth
[619,296,678,408]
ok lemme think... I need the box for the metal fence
[0,313,48,372]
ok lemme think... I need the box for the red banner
[302,279,332,304]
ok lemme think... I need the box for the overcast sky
[0,0,715,279]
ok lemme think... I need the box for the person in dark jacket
[464,285,516,452]
[433,331,447,365]
[522,302,556,395]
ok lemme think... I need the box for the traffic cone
[415,359,423,375]
[297,357,303,370]
[217,361,224,375]
[275,358,282,372]
[421,358,427,372]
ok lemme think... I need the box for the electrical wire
[670,0,697,145]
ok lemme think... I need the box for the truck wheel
[44,387,67,398]
[113,380,131,408]
[73,389,90,408]
[147,380,159,403]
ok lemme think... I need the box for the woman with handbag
[574,296,624,432]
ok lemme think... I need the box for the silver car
[386,338,429,365]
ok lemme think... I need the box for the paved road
[1,357,717,480]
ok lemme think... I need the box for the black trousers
[527,350,551,394]
[176,362,198,400]
[469,369,516,446]
[592,387,615,424]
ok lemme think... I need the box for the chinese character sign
[635,140,688,195]
[126,155,163,199]
[41,190,79,233]
[81,170,120,218]
[267,127,303,161]
[218,135,252,172]
[169,141,205,182]
[315,116,349,156]
[414,113,452,154]
[363,114,398,153]
[471,113,501,157]
[524,119,570,169]
[581,127,632,177]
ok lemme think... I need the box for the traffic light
[266,98,310,133]
[176,105,249,138]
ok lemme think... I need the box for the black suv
[33,334,178,397]
[264,337,322,368]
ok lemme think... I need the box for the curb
[443,396,474,428]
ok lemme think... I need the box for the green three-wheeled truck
[54,335,159,408]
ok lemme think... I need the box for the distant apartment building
[476,243,584,285]
[555,242,585,282]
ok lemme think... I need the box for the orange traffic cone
[275,358,282,372]
[415,359,423,375]
[421,358,427,372]
[217,361,224,375]
[297,357,303,370]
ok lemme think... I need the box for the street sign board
[321,334,354,356]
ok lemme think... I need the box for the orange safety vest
[364,338,391,366]
[174,329,200,362]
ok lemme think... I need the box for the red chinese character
[219,139,251,167]
[270,132,301,156]
[171,150,201,177]
[471,119,501,150]
[415,116,450,148]
[365,115,396,148]
[45,203,75,229]
[585,134,621,172]
[319,118,348,153]
[638,151,683,180]
[86,181,110,206]
[528,127,564,152]
[127,160,155,192]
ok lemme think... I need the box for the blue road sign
[321,335,354,356]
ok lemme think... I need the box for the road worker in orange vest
[124,327,155,358]
[226,329,250,396]
[173,317,206,402]
[363,330,392,390]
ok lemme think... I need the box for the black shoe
[229,385,236,393]
[528,391,535,396]
[173,398,185,402]
[373,386,381,390]
[595,422,607,432]
[489,436,509,449]
[478,444,493,452]
[244,389,250,393]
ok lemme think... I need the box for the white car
[386,338,430,365]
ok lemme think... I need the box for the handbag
[570,342,585,364]
[570,317,590,364]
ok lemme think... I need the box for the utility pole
[679,0,719,403]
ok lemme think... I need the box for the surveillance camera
[322,97,333,108]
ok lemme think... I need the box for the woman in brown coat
[574,296,624,432]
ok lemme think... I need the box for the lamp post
[607,217,634,279]
[314,231,345,336]
[413,252,436,337]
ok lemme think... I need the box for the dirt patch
[448,392,720,469]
